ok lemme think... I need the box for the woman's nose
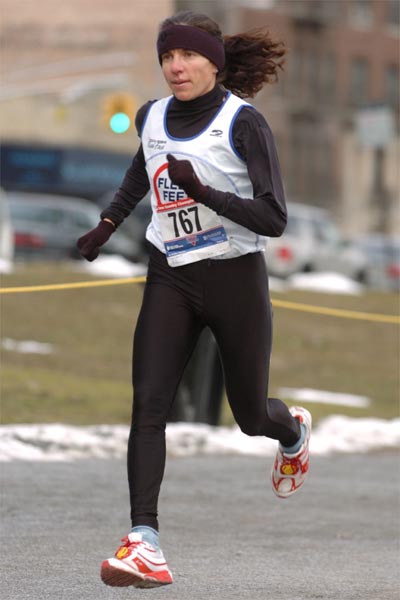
[170,56,184,72]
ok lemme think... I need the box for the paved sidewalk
[1,453,399,599]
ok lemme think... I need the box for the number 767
[168,206,202,237]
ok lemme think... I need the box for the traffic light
[101,93,137,134]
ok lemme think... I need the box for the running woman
[77,10,312,589]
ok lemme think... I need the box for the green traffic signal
[109,112,131,134]
[101,93,137,134]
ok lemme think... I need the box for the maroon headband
[157,24,225,71]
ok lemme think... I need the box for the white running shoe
[271,406,312,499]
[101,532,173,588]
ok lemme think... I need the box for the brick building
[235,0,399,233]
[177,0,399,233]
[1,0,399,233]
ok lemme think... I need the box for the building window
[349,58,370,106]
[386,0,400,29]
[287,47,305,98]
[347,0,373,29]
[305,49,320,100]
[385,64,399,110]
[287,124,334,204]
[238,0,278,7]
[320,52,337,103]
[288,129,305,197]
[286,47,336,106]
[307,0,341,24]
[321,0,341,23]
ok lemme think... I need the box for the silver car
[0,188,14,264]
[354,234,400,291]
[265,202,367,281]
[8,191,141,262]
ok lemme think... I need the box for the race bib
[153,162,231,266]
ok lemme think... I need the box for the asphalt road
[1,452,399,600]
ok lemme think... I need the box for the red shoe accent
[101,533,173,588]
[271,406,312,499]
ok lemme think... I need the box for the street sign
[355,105,396,148]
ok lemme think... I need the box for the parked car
[0,188,14,265]
[353,234,400,291]
[265,202,367,281]
[96,190,153,263]
[8,192,141,262]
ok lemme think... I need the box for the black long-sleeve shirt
[101,85,287,237]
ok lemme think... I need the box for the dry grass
[1,262,399,424]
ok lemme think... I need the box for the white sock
[131,525,160,550]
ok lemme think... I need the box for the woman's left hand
[167,154,208,201]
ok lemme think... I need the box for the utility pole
[355,104,395,234]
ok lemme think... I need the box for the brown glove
[167,154,209,202]
[76,220,115,262]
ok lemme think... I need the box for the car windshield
[10,202,67,224]
[285,212,340,244]
[361,238,400,260]
[312,218,341,244]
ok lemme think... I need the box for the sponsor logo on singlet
[148,138,167,150]
[153,162,191,208]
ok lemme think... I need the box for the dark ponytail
[159,12,286,99]
[222,28,286,98]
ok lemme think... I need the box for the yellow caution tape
[1,276,399,324]
[271,298,399,324]
[0,276,147,294]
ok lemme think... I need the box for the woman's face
[161,48,217,101]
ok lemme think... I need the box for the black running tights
[128,246,301,530]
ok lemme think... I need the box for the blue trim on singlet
[138,102,156,138]
[228,105,256,161]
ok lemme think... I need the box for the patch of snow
[76,255,148,278]
[0,417,398,462]
[278,388,370,408]
[0,258,13,274]
[268,277,288,292]
[288,272,364,295]
[1,338,54,354]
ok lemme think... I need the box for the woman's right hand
[76,219,115,262]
